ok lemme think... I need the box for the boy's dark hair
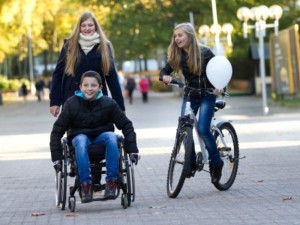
[81,70,102,85]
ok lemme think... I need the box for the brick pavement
[0,91,300,225]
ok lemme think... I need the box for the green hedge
[0,75,30,91]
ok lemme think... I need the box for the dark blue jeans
[180,94,222,167]
[72,132,119,183]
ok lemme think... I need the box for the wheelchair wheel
[167,126,193,198]
[120,151,135,208]
[213,122,239,191]
[55,140,68,210]
[55,172,61,207]
[121,193,128,209]
[125,153,135,204]
[68,196,76,212]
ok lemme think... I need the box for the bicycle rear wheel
[213,122,239,191]
[167,126,193,198]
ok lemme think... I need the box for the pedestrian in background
[139,76,149,103]
[35,78,45,102]
[50,11,124,117]
[20,83,28,102]
[125,76,136,104]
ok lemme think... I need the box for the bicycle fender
[213,121,232,136]
[215,120,232,128]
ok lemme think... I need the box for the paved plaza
[0,90,300,225]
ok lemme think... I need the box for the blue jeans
[72,132,119,183]
[181,94,221,167]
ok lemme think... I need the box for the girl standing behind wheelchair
[50,70,139,203]
[49,11,125,117]
[159,22,224,183]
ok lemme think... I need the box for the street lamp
[237,5,283,115]
[198,23,233,55]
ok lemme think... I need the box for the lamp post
[237,5,283,115]
[28,27,35,94]
[211,0,220,55]
[199,0,233,56]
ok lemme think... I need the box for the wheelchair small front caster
[68,196,76,212]
[121,194,128,209]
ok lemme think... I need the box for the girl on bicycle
[159,22,224,183]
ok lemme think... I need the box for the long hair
[64,11,112,76]
[167,23,202,75]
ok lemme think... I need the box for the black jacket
[160,45,215,89]
[50,95,138,162]
[50,42,125,111]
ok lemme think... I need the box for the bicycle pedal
[186,170,196,178]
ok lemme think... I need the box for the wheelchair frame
[54,134,135,212]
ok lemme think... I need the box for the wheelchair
[54,134,135,212]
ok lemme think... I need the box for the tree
[0,0,298,78]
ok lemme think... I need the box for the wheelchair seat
[87,144,106,160]
[67,134,124,160]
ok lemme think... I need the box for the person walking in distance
[20,83,28,102]
[139,76,149,103]
[125,76,136,104]
[35,78,45,102]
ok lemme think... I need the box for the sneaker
[80,181,93,203]
[104,179,117,200]
[210,160,224,183]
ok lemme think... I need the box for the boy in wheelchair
[50,70,139,203]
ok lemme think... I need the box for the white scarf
[79,32,100,54]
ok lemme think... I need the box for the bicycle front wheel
[213,122,239,191]
[167,126,193,198]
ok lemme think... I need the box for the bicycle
[166,79,240,198]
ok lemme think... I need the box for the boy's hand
[53,160,62,173]
[129,153,141,165]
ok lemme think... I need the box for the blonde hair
[64,11,112,76]
[167,22,202,75]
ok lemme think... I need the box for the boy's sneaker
[104,179,117,200]
[80,181,93,203]
[210,160,224,183]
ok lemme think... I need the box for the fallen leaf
[65,213,79,217]
[149,206,167,209]
[31,212,46,216]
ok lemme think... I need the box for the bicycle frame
[181,91,229,165]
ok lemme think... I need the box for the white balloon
[206,56,232,89]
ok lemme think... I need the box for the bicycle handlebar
[159,77,183,87]
[159,77,229,97]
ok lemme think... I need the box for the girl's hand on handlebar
[162,75,173,84]
[213,89,224,96]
